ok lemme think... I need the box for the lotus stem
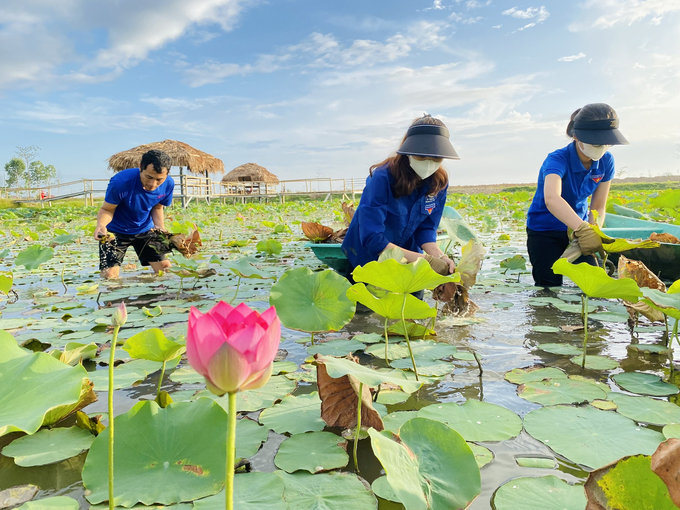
[581,295,589,369]
[61,265,68,294]
[230,276,242,304]
[226,392,237,510]
[353,382,363,472]
[400,293,419,381]
[383,317,390,367]
[473,350,483,376]
[157,360,167,400]
[310,332,315,346]
[108,324,120,510]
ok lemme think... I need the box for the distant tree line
[3,146,57,189]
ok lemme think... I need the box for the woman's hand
[423,253,453,275]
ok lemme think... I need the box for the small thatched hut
[107,140,224,175]
[221,163,279,183]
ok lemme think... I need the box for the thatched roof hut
[107,140,224,175]
[222,163,279,183]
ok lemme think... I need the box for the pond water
[0,199,676,509]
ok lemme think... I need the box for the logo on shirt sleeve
[424,195,437,215]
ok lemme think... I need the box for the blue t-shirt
[342,165,447,268]
[527,142,614,231]
[105,168,174,235]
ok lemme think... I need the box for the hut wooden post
[179,167,187,209]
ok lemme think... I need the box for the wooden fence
[1,175,366,208]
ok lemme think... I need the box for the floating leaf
[192,472,286,510]
[0,271,13,295]
[2,426,94,467]
[275,471,377,510]
[535,343,583,355]
[613,372,679,397]
[500,254,526,270]
[640,287,680,320]
[417,400,522,442]
[569,355,619,370]
[275,431,348,473]
[493,476,586,510]
[514,456,556,469]
[142,305,162,317]
[524,404,664,469]
[82,399,227,506]
[518,378,607,405]
[504,367,567,385]
[307,338,366,357]
[316,354,423,393]
[270,268,355,333]
[256,239,282,255]
[608,392,680,426]
[258,393,326,434]
[17,496,80,509]
[369,418,481,510]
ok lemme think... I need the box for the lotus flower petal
[187,307,227,377]
[206,341,253,395]
[240,363,274,392]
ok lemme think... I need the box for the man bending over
[95,149,174,279]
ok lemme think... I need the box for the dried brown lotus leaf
[650,232,680,244]
[301,222,334,242]
[651,438,680,507]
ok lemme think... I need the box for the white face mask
[408,156,441,180]
[578,141,610,161]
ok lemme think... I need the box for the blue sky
[1,0,679,185]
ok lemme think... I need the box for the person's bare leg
[100,266,120,279]
[150,260,172,274]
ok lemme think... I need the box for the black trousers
[526,228,596,287]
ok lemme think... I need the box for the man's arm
[151,203,166,231]
[94,202,117,240]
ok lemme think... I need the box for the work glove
[572,222,611,258]
[423,253,450,276]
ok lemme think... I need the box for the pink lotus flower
[186,301,281,396]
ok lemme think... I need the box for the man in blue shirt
[94,150,175,278]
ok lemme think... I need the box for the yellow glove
[572,221,605,258]
[423,253,450,275]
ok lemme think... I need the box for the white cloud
[558,52,586,62]
[502,5,550,22]
[466,0,492,9]
[424,0,446,11]
[570,0,680,30]
[492,24,502,28]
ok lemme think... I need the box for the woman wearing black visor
[526,103,629,286]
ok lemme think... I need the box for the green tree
[4,158,26,188]
[28,161,56,187]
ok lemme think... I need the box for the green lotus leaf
[346,283,436,320]
[504,367,567,385]
[668,279,680,294]
[532,325,560,332]
[270,267,355,333]
[352,257,459,294]
[613,372,679,397]
[256,239,282,255]
[417,400,522,442]
[383,411,419,433]
[199,375,297,413]
[15,244,54,270]
[585,454,676,510]
[59,342,98,366]
[192,472,286,510]
[569,355,619,370]
[663,424,680,439]
[142,305,162,317]
[274,431,348,473]
[369,417,481,510]
[552,259,642,301]
[306,338,366,357]
[51,234,78,245]
[371,475,400,503]
[469,443,494,468]
[408,340,458,360]
[258,393,326,435]
[492,476,586,510]
[316,354,423,393]
[376,389,410,405]
[0,334,94,437]
[387,321,435,339]
[17,496,80,509]
[2,426,95,467]
[364,342,411,361]
[272,361,298,375]
[275,471,377,510]
[122,328,186,363]
[500,254,526,270]
[455,240,486,288]
[0,271,13,295]
[514,457,556,469]
[219,257,274,279]
[640,287,680,320]
[523,405,664,469]
[592,223,661,252]
[517,378,608,405]
[439,208,480,246]
[389,358,453,377]
[169,366,203,384]
[608,392,680,426]
[82,399,227,506]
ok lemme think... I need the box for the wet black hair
[140,150,172,174]
[566,103,618,138]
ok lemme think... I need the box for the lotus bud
[186,301,281,396]
[112,302,127,326]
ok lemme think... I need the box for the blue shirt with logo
[105,168,175,235]
[342,165,447,268]
[527,142,614,231]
